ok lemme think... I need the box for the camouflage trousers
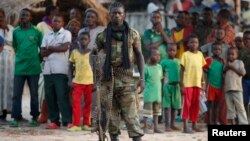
[101,68,143,138]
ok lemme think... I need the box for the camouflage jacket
[95,27,141,67]
[95,27,141,87]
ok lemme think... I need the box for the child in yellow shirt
[68,31,93,131]
[180,35,206,133]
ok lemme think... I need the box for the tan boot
[37,100,48,123]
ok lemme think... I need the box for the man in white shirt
[36,5,59,124]
[40,14,72,129]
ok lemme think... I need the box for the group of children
[143,34,249,134]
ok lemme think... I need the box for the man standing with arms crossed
[40,14,72,129]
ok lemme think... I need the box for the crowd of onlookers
[142,0,250,134]
[0,0,250,135]
[0,5,105,131]
[143,0,250,134]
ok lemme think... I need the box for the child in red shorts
[203,42,224,125]
[180,35,206,133]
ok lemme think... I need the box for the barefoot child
[143,49,164,134]
[224,47,248,125]
[68,31,93,131]
[161,43,181,131]
[180,35,206,133]
[203,42,224,125]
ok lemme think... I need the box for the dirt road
[0,86,207,141]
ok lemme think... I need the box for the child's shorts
[143,102,161,118]
[162,84,181,109]
[207,84,222,101]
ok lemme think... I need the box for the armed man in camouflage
[95,2,145,141]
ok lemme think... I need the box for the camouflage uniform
[96,28,144,138]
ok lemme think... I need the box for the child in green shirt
[203,42,224,125]
[161,43,181,131]
[143,48,163,134]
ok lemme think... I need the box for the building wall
[125,12,150,35]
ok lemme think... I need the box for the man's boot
[37,100,48,123]
[110,134,119,141]
[132,136,141,141]
[153,115,164,133]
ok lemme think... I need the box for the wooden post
[234,0,241,32]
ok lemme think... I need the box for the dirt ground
[0,86,208,141]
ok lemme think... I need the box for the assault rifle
[92,49,108,141]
